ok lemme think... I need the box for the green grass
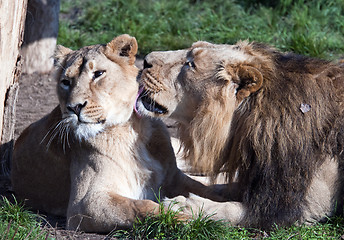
[266,217,344,239]
[110,201,344,239]
[0,196,51,239]
[1,196,343,239]
[112,212,344,239]
[111,203,229,240]
[58,0,344,59]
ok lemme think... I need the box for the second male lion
[137,40,344,229]
[11,35,224,233]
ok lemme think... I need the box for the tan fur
[11,35,225,233]
[137,41,344,229]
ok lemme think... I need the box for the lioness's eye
[93,70,105,80]
[61,79,71,87]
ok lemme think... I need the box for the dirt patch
[15,72,59,138]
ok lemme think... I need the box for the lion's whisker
[152,90,159,110]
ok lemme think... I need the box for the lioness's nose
[67,101,87,116]
[143,58,153,69]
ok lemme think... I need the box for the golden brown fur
[136,41,344,229]
[11,35,224,233]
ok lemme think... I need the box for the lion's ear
[54,45,73,66]
[226,64,263,101]
[191,41,213,49]
[105,34,138,65]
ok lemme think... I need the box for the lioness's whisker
[42,118,72,151]
[40,120,64,147]
[61,119,73,152]
[66,125,71,149]
[46,127,60,150]
[60,124,68,153]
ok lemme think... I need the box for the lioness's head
[54,34,138,141]
[136,41,270,172]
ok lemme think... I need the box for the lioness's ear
[226,64,263,101]
[54,45,73,66]
[105,34,138,65]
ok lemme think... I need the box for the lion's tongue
[134,86,144,116]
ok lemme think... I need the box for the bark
[0,0,28,176]
[21,0,60,74]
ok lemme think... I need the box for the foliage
[263,217,344,239]
[1,195,342,239]
[0,196,51,239]
[111,201,229,240]
[59,0,344,58]
[110,200,344,239]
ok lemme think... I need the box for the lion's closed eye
[93,70,106,81]
[184,60,196,69]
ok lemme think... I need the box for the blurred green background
[58,0,344,58]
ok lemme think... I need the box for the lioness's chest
[80,129,165,201]
[115,146,164,200]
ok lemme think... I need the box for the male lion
[136,40,344,229]
[11,35,224,233]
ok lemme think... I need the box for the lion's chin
[135,90,168,116]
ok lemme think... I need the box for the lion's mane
[178,42,344,227]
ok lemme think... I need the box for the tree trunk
[21,0,60,74]
[0,0,28,176]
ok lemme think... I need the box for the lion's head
[137,40,344,179]
[54,34,138,142]
[136,41,271,173]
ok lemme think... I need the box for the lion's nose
[67,101,87,116]
[143,58,153,69]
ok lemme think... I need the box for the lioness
[11,35,224,233]
[136,40,344,229]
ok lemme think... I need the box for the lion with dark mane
[136,40,344,229]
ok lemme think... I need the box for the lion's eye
[185,60,196,69]
[93,70,105,80]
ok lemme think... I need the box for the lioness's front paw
[163,194,209,218]
[163,195,188,213]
